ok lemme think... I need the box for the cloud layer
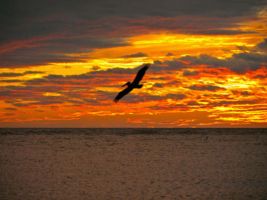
[1,0,266,67]
[1,0,267,127]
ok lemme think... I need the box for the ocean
[0,128,267,200]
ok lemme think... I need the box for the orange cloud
[1,12,267,127]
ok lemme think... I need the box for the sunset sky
[0,0,267,127]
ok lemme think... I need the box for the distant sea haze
[0,128,267,200]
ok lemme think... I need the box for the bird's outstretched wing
[132,64,150,85]
[114,87,133,102]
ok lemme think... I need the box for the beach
[0,128,267,200]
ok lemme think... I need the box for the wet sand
[0,128,267,200]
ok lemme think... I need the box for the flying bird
[114,64,150,102]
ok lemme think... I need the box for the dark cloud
[122,52,148,58]
[256,38,267,51]
[187,101,200,106]
[3,0,265,27]
[153,83,164,88]
[188,84,223,91]
[181,54,224,66]
[0,71,44,77]
[166,93,186,100]
[180,50,267,73]
[0,71,45,83]
[211,99,260,107]
[0,0,266,67]
[240,91,251,96]
[183,70,199,76]
[166,52,174,56]
[4,107,17,111]
[0,79,24,83]
[253,74,267,79]
[151,59,186,72]
[0,37,129,67]
[24,71,45,75]
[132,16,259,35]
[187,29,256,35]
[0,72,22,77]
[150,39,267,74]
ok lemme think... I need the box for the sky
[0,0,267,127]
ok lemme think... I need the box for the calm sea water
[0,128,267,200]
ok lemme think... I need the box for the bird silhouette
[114,64,150,102]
